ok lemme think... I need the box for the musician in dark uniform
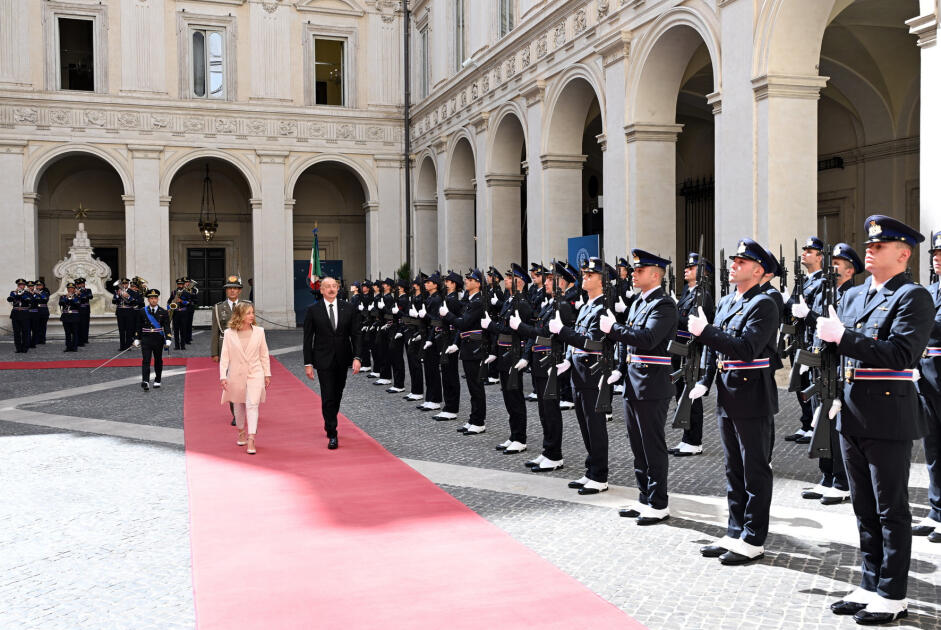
[599,251,678,524]
[33,279,50,345]
[817,216,933,623]
[181,278,197,344]
[793,243,862,506]
[688,239,780,565]
[550,257,614,495]
[402,275,426,402]
[915,230,941,541]
[8,278,32,353]
[112,278,137,350]
[669,253,715,457]
[75,277,92,346]
[168,278,192,351]
[436,271,464,421]
[133,288,172,391]
[59,282,81,352]
[26,281,42,348]
[442,269,487,432]
[418,273,444,412]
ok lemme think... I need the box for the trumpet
[186,279,199,295]
[168,301,179,311]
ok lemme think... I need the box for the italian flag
[308,227,322,289]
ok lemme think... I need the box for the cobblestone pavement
[2,329,939,629]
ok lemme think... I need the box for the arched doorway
[168,158,254,307]
[444,135,477,270]
[414,155,439,272]
[486,109,527,268]
[291,161,368,321]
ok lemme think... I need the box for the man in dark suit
[303,276,363,450]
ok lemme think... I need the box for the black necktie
[151,307,156,315]
[329,303,336,331]
[865,289,877,305]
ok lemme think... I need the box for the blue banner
[568,235,599,270]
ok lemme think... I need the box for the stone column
[363,201,380,278]
[442,188,476,270]
[470,112,491,268]
[0,140,30,315]
[540,153,586,261]
[374,155,405,275]
[624,124,682,256]
[753,74,828,251]
[413,199,438,272]
[523,81,546,263]
[596,29,631,257]
[484,173,525,268]
[909,8,940,280]
[252,150,294,327]
[126,145,170,294]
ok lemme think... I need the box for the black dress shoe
[530,464,563,473]
[636,515,669,526]
[567,480,586,489]
[524,460,540,468]
[853,609,907,625]
[820,494,849,505]
[801,488,824,500]
[700,544,726,558]
[577,486,607,496]
[929,531,941,543]
[912,524,936,536]
[719,550,763,565]
[667,448,679,455]
[784,432,802,442]
[619,507,640,518]
[327,437,338,450]
[141,382,149,392]
[795,435,811,444]
[495,443,508,451]
[830,600,867,616]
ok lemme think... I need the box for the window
[453,0,466,73]
[191,28,225,99]
[419,26,430,99]
[58,17,94,91]
[313,38,345,106]
[187,248,226,308]
[499,0,515,38]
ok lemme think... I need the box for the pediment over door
[295,0,365,17]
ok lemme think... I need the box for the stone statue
[48,222,115,317]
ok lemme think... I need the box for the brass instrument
[168,301,179,311]
[187,279,199,295]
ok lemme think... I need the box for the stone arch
[285,153,378,203]
[442,132,477,270]
[160,148,261,199]
[753,0,848,79]
[25,143,133,195]
[543,64,606,156]
[485,105,528,268]
[413,153,439,272]
[445,129,477,188]
[486,102,528,172]
[415,151,438,201]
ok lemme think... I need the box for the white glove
[626,288,636,298]
[358,304,364,311]
[574,297,584,309]
[556,359,571,375]
[368,303,374,311]
[439,304,449,317]
[792,296,810,319]
[423,341,432,349]
[165,339,172,347]
[781,287,792,303]
[133,339,140,348]
[548,310,563,334]
[688,383,707,400]
[409,307,418,318]
[514,358,528,371]
[509,310,522,330]
[816,306,845,344]
[606,369,622,385]
[799,363,810,375]
[481,311,492,329]
[828,399,841,420]
[445,344,458,354]
[392,305,399,315]
[614,298,628,313]
[599,310,616,334]
[394,333,403,340]
[377,300,384,310]
[484,354,497,364]
[490,295,498,305]
[688,306,708,336]
[418,307,427,318]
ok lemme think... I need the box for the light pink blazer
[219,326,271,404]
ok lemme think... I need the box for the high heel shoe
[246,435,256,455]
[237,429,248,446]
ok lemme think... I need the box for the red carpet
[0,358,188,370]
[183,356,640,630]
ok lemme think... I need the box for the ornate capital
[256,150,289,164]
[540,153,587,170]
[121,194,136,206]
[595,133,608,152]
[522,80,547,107]
[432,134,449,155]
[470,110,490,133]
[751,74,828,101]
[706,91,722,116]
[595,29,631,67]
[907,12,938,48]
[484,173,525,187]
[624,123,684,143]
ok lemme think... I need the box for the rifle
[931,231,939,286]
[787,239,809,392]
[719,248,730,297]
[542,259,561,400]
[667,234,707,430]
[794,229,840,459]
[591,249,614,414]
[503,271,523,391]
[776,245,790,357]
[779,245,788,293]
[668,264,676,300]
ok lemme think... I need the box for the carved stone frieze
[279,120,297,136]
[117,112,140,129]
[598,0,610,18]
[215,118,236,134]
[521,46,531,68]
[336,123,354,139]
[574,9,587,35]
[537,34,548,58]
[50,109,70,126]
[85,110,105,126]
[554,22,566,47]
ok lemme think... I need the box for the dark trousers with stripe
[11,311,30,352]
[462,359,486,426]
[79,306,90,344]
[422,348,442,403]
[673,378,704,446]
[406,339,424,395]
[140,335,165,383]
[441,352,460,413]
[718,413,774,546]
[116,308,135,350]
[499,369,526,443]
[573,382,608,483]
[625,397,670,509]
[924,394,941,523]
[533,375,563,461]
[389,334,406,388]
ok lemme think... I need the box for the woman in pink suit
[220,303,271,454]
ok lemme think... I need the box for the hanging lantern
[197,163,218,242]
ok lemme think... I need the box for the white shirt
[227,300,238,310]
[640,286,658,300]
[323,298,337,310]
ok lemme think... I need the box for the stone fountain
[47,222,117,338]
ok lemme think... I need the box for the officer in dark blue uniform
[436,271,464,421]
[112,278,137,350]
[182,278,197,344]
[793,243,862,506]
[785,237,825,444]
[688,239,779,565]
[916,230,941,541]
[33,280,50,344]
[373,278,396,386]
[8,278,32,353]
[442,269,487,432]
[402,275,426,402]
[385,279,411,394]
[818,216,933,624]
[58,282,82,352]
[483,267,505,385]
[485,264,534,447]
[168,278,192,351]
[511,261,577,472]
[600,250,678,524]
[419,273,444,412]
[526,263,548,402]
[558,261,581,411]
[134,288,172,391]
[669,253,715,457]
[357,281,374,373]
[75,277,92,346]
[550,257,614,495]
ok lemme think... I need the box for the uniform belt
[626,353,672,366]
[118,305,135,309]
[572,349,601,355]
[402,317,422,326]
[676,331,693,340]
[924,347,941,358]
[497,334,515,345]
[61,309,76,314]
[141,327,163,333]
[430,319,443,328]
[460,330,483,339]
[718,358,770,371]
[845,367,918,382]
[383,314,394,321]
[12,307,28,310]
[535,335,553,347]
[533,345,552,353]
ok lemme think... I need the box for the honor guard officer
[402,275,427,402]
[670,253,715,457]
[26,281,41,348]
[599,250,678,524]
[59,282,81,352]
[33,279,50,345]
[793,243,863,506]
[181,278,197,344]
[760,249,788,462]
[8,278,32,353]
[687,239,780,565]
[484,267,506,385]
[436,271,464,421]
[373,278,395,386]
[550,257,615,495]
[441,269,487,431]
[916,230,941,542]
[134,289,172,391]
[556,262,581,412]
[168,278,192,350]
[785,237,825,444]
[112,278,137,350]
[211,275,251,424]
[526,263,548,402]
[418,273,445,412]
[385,279,410,394]
[485,263,534,446]
[368,281,384,378]
[817,216,934,624]
[75,278,92,346]
[358,281,375,373]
